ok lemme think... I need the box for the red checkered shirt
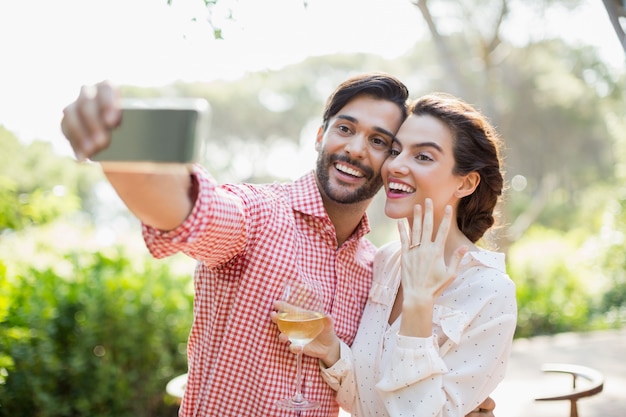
[142,165,375,417]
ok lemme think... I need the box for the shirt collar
[460,249,506,273]
[289,171,371,240]
[290,171,328,218]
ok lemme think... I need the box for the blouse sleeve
[376,271,517,417]
[320,340,358,412]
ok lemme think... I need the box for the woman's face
[382,114,471,223]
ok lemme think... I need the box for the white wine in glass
[276,310,325,346]
[275,279,325,411]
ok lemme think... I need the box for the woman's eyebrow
[394,140,444,153]
[411,141,444,153]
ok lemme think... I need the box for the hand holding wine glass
[275,278,325,411]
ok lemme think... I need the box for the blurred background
[0,0,624,416]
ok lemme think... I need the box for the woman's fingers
[434,204,453,246]
[398,219,410,252]
[421,198,433,245]
[411,203,423,246]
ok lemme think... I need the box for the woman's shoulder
[374,240,401,262]
[460,250,516,292]
[440,250,517,320]
[372,241,401,281]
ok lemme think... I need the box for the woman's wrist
[399,302,434,337]
[320,337,341,368]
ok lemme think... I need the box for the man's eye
[338,125,351,133]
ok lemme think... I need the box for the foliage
[0,127,103,233]
[597,106,626,320]
[507,224,624,339]
[0,230,193,417]
[407,0,623,256]
[589,182,626,324]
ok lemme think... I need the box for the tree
[408,0,622,250]
[602,0,626,53]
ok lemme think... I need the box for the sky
[0,0,623,158]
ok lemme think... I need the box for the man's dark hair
[321,72,409,132]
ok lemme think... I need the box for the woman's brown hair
[410,93,504,243]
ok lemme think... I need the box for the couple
[60,72,516,417]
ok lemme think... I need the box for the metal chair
[535,363,604,417]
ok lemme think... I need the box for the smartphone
[91,98,210,163]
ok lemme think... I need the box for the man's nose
[344,135,367,159]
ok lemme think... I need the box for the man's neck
[324,198,371,247]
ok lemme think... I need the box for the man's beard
[315,150,383,204]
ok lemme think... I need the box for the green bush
[0,129,101,234]
[0,242,193,417]
[591,195,626,325]
[507,226,609,339]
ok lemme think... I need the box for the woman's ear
[455,172,480,198]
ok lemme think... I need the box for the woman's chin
[384,205,411,220]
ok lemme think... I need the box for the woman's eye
[389,148,400,156]
[416,153,433,161]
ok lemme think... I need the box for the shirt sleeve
[142,163,247,266]
[376,275,517,417]
[320,340,358,412]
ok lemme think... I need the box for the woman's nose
[386,154,409,174]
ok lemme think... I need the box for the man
[61,73,495,416]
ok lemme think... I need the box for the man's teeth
[336,163,363,177]
[389,182,415,193]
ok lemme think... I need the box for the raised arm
[61,81,195,230]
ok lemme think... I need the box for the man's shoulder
[217,178,293,201]
[356,237,377,254]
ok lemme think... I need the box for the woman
[278,93,517,416]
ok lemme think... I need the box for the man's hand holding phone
[61,80,210,169]
[61,81,122,162]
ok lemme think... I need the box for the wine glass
[275,278,325,411]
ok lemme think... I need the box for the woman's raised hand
[398,198,467,309]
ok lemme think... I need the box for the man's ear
[315,126,324,151]
[455,172,480,198]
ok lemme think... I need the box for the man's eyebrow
[336,115,357,124]
[335,115,396,139]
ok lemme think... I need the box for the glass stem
[293,352,304,403]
